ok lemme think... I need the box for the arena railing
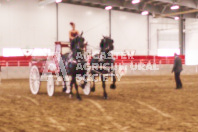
[0,55,185,67]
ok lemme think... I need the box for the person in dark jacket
[172,53,183,89]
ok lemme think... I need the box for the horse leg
[101,75,107,99]
[60,74,66,92]
[73,76,81,100]
[91,75,96,92]
[69,76,74,98]
[81,75,87,89]
[110,71,116,89]
[62,80,67,92]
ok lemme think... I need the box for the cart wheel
[65,75,71,94]
[29,66,40,95]
[83,81,91,95]
[47,75,54,97]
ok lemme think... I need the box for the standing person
[69,22,79,42]
[172,53,183,89]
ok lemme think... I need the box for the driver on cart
[62,22,79,62]
[69,22,79,42]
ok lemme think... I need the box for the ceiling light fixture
[174,17,179,20]
[141,11,149,15]
[132,0,140,4]
[56,0,62,3]
[171,5,179,10]
[105,6,112,10]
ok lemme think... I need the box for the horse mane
[100,37,114,51]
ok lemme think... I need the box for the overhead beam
[156,9,198,17]
[70,0,139,10]
[161,5,167,13]
[152,0,198,9]
[63,0,198,18]
[144,4,161,14]
[194,0,198,7]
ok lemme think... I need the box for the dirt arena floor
[0,75,198,132]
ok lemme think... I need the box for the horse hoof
[91,87,95,92]
[62,88,67,92]
[110,84,116,89]
[104,96,108,100]
[69,94,73,98]
[77,96,82,101]
[103,93,108,99]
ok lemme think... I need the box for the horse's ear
[100,39,104,49]
[80,31,83,36]
[103,38,106,43]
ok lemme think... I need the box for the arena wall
[1,0,198,66]
[111,10,147,55]
[58,3,109,50]
[0,0,181,56]
[0,0,57,55]
[185,19,198,65]
[149,17,178,56]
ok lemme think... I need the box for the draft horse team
[61,33,117,100]
[62,34,116,100]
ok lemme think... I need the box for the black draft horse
[62,33,87,100]
[90,36,116,99]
